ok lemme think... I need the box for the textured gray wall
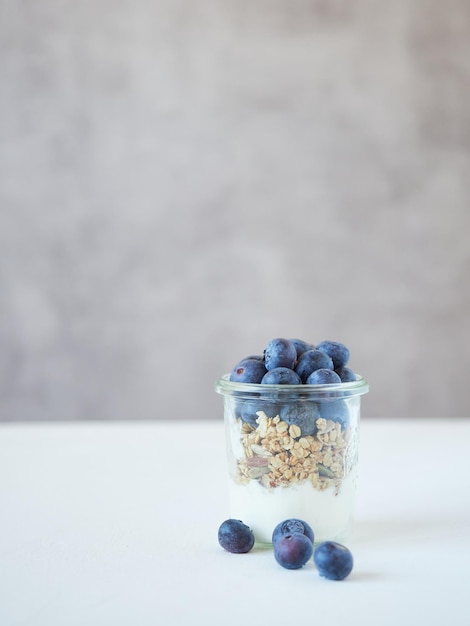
[1,0,469,421]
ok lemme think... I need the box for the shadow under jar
[215,374,369,545]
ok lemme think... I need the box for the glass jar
[215,374,369,545]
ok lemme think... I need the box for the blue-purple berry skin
[229,358,267,383]
[274,533,313,569]
[335,366,356,382]
[289,338,315,359]
[218,519,255,554]
[306,369,342,385]
[316,341,350,370]
[264,338,297,371]
[279,402,319,436]
[317,400,350,429]
[261,367,302,385]
[239,399,280,426]
[272,518,314,545]
[295,349,334,383]
[313,541,353,580]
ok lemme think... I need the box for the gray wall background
[1,0,469,421]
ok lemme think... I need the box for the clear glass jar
[215,374,369,545]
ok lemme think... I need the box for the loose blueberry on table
[272,518,315,544]
[313,541,354,580]
[217,516,355,582]
[273,533,313,569]
[217,519,255,554]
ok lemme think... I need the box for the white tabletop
[1,418,469,626]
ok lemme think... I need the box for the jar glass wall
[216,375,369,545]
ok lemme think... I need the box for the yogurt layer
[228,473,357,544]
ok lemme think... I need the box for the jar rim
[215,373,369,399]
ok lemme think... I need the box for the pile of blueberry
[229,338,356,386]
[217,518,353,581]
[228,337,357,433]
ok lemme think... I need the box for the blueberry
[240,399,280,426]
[272,518,314,545]
[218,519,255,554]
[261,367,302,385]
[335,366,356,382]
[264,338,297,371]
[274,533,313,569]
[306,369,342,385]
[289,338,315,359]
[317,400,350,429]
[295,349,334,383]
[316,341,350,369]
[313,541,353,580]
[279,402,319,437]
[230,358,267,383]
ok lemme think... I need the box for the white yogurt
[228,473,357,544]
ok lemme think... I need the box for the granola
[236,411,355,495]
